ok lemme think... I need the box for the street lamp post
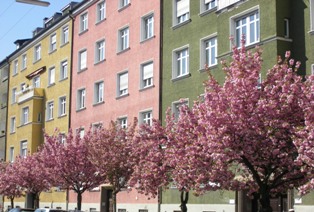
[16,0,50,7]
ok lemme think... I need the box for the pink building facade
[70,0,160,211]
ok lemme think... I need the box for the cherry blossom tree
[88,120,137,212]
[190,42,311,211]
[39,130,105,210]
[10,153,53,208]
[0,160,23,208]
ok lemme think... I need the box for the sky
[0,0,79,61]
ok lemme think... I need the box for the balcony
[218,0,240,10]
[17,86,44,104]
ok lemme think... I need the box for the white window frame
[172,99,189,120]
[10,117,16,133]
[284,18,289,38]
[118,27,129,52]
[119,0,130,9]
[80,12,88,32]
[139,110,153,126]
[141,13,154,41]
[34,44,41,62]
[20,140,28,158]
[200,35,217,68]
[13,60,18,75]
[95,39,105,63]
[140,61,153,89]
[47,101,54,120]
[79,49,87,71]
[173,0,190,26]
[94,81,104,104]
[61,25,69,45]
[33,76,40,88]
[117,71,128,97]
[118,116,128,128]
[48,67,55,86]
[9,147,14,162]
[59,96,66,117]
[12,88,17,104]
[200,0,217,13]
[77,88,86,110]
[50,33,57,52]
[97,1,106,22]
[60,60,68,80]
[22,54,27,70]
[310,0,314,32]
[21,106,29,125]
[230,7,260,47]
[311,64,314,75]
[172,45,189,79]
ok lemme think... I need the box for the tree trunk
[34,192,40,209]
[258,186,273,212]
[179,191,189,212]
[77,192,82,211]
[112,191,117,212]
[10,197,14,209]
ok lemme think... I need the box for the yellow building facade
[5,4,75,209]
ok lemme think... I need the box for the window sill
[78,67,88,73]
[140,35,155,44]
[93,101,104,106]
[59,77,68,82]
[116,93,129,100]
[76,107,86,112]
[199,64,218,73]
[46,118,54,122]
[94,59,106,66]
[96,18,106,25]
[47,83,55,88]
[117,47,131,55]
[172,73,191,82]
[60,41,69,48]
[309,30,314,35]
[21,68,27,72]
[139,85,154,92]
[79,29,89,36]
[58,114,67,119]
[2,77,8,82]
[49,49,57,54]
[118,3,131,12]
[18,122,31,128]
[172,19,191,30]
[199,7,217,17]
[33,58,41,64]
[10,131,16,135]
[12,73,18,77]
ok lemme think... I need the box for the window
[12,88,17,104]
[50,33,57,52]
[60,60,68,80]
[48,67,55,86]
[77,89,86,110]
[172,99,189,120]
[310,0,314,31]
[33,76,40,88]
[20,141,28,158]
[22,54,27,70]
[47,101,54,120]
[95,40,105,63]
[1,66,8,79]
[233,10,259,47]
[141,14,154,41]
[284,18,289,38]
[140,61,153,88]
[34,44,41,61]
[174,0,190,25]
[79,50,87,71]
[140,110,153,126]
[10,117,16,133]
[311,64,314,75]
[21,83,26,92]
[97,1,106,22]
[59,133,66,144]
[21,107,29,125]
[61,25,69,45]
[138,210,148,212]
[9,147,14,162]
[201,36,217,68]
[118,27,129,51]
[173,47,189,79]
[77,128,85,138]
[118,117,128,128]
[118,210,126,212]
[94,81,104,103]
[119,0,129,9]
[1,93,7,107]
[202,0,217,12]
[117,72,128,96]
[59,97,66,116]
[13,60,18,75]
[80,13,88,32]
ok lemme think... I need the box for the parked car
[34,209,66,212]
[9,208,35,212]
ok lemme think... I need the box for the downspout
[4,57,10,162]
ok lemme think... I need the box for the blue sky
[0,0,77,61]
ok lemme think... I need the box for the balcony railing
[17,86,44,104]
[218,0,240,10]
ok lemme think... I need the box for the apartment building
[3,2,77,209]
[69,0,161,211]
